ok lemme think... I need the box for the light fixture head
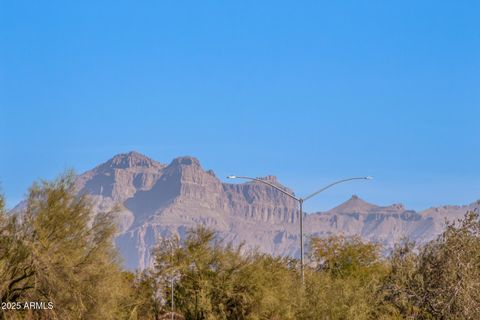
[365,176,373,180]
[227,175,237,179]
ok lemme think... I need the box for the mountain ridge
[15,151,479,270]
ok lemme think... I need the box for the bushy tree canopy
[148,226,300,320]
[378,211,480,319]
[0,173,132,320]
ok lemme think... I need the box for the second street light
[226,175,372,284]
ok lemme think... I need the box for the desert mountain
[70,151,478,270]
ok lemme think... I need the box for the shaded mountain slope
[59,152,479,269]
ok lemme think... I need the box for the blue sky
[1,1,479,211]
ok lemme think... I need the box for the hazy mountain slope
[51,151,479,269]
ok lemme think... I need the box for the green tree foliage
[310,235,384,277]
[146,220,480,320]
[0,173,134,320]
[0,195,36,319]
[149,227,300,320]
[127,270,164,320]
[0,193,4,216]
[298,235,389,320]
[378,211,480,319]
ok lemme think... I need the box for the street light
[226,175,372,284]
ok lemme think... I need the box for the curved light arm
[302,176,373,202]
[227,175,300,201]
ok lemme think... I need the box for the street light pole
[171,277,174,320]
[299,198,304,283]
[227,175,372,285]
[171,244,174,320]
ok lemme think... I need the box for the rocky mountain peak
[391,203,405,210]
[101,151,164,170]
[343,194,366,205]
[163,156,206,180]
[247,175,290,191]
[260,175,278,183]
[330,194,378,214]
[156,156,223,204]
[169,156,201,168]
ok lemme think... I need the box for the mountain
[69,151,477,270]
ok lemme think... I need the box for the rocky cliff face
[72,151,478,270]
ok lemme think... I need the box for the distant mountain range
[38,152,479,270]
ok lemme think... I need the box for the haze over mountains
[68,152,478,270]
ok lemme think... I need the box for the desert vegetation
[1,173,479,319]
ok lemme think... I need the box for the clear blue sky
[1,1,479,211]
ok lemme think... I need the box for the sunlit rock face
[71,151,478,270]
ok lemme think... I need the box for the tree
[150,227,299,320]
[299,235,389,320]
[379,211,480,319]
[128,270,164,320]
[309,235,383,278]
[0,193,36,320]
[0,172,134,319]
